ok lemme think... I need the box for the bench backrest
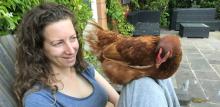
[173,8,217,22]
[127,10,160,25]
[127,10,161,36]
[0,35,17,107]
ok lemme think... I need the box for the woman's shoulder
[81,65,96,78]
[23,85,55,107]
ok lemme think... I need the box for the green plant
[0,4,18,35]
[169,0,192,8]
[199,0,220,19]
[106,0,134,36]
[0,0,92,36]
[0,0,40,35]
[84,50,102,71]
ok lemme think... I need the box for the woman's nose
[64,42,74,54]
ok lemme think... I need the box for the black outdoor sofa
[127,10,160,36]
[170,8,220,31]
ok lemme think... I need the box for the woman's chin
[59,60,75,68]
[66,61,76,67]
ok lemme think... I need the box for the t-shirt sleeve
[24,93,56,107]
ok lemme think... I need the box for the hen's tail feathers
[83,20,103,58]
[84,20,124,58]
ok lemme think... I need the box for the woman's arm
[95,70,119,106]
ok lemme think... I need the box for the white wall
[91,0,98,22]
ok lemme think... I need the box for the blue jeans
[117,77,180,107]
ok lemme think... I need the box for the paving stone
[195,71,220,80]
[208,60,220,64]
[211,45,220,50]
[186,53,204,61]
[203,51,220,58]
[190,102,220,107]
[188,80,206,99]
[182,44,196,50]
[183,49,200,54]
[200,49,219,54]
[189,59,213,71]
[212,64,220,75]
[194,43,214,50]
[175,69,195,89]
[162,30,220,106]
[202,52,220,64]
[181,55,188,64]
[176,89,191,106]
[208,41,220,50]
[193,69,215,73]
[178,63,191,71]
[175,70,205,99]
[199,80,220,103]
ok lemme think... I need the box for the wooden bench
[0,35,17,107]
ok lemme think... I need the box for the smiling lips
[63,56,75,62]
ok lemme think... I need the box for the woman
[13,3,119,107]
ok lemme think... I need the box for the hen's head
[155,35,182,69]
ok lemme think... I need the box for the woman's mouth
[63,56,75,62]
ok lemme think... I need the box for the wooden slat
[0,35,17,107]
[0,35,16,62]
[0,84,17,107]
[0,63,14,91]
[0,44,15,78]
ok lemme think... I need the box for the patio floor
[161,29,220,107]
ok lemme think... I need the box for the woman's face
[43,18,79,69]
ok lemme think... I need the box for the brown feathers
[85,21,182,85]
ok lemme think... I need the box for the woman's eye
[70,36,77,42]
[52,42,63,46]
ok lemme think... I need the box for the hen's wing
[115,36,160,66]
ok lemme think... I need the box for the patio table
[179,23,209,38]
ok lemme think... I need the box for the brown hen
[85,21,182,85]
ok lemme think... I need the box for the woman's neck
[51,65,76,80]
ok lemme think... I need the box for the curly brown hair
[13,3,88,107]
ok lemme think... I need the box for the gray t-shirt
[23,66,108,107]
[118,77,180,107]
